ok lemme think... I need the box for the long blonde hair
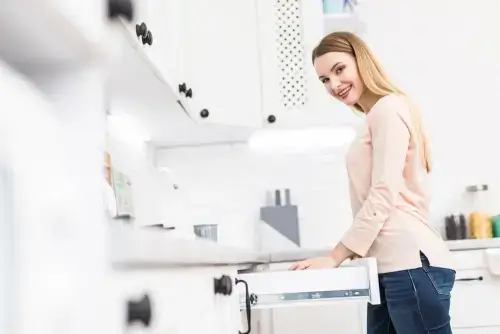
[312,32,432,173]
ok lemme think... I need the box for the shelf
[323,13,366,34]
[0,0,108,75]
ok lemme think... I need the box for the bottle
[491,215,500,238]
[469,212,492,239]
[445,215,457,240]
[458,214,467,239]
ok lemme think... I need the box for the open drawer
[236,258,380,310]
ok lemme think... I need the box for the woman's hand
[288,256,340,270]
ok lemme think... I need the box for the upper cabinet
[180,0,264,127]
[109,0,367,146]
[257,0,366,129]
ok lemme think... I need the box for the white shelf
[323,13,366,34]
[0,0,108,75]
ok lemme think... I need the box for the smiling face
[314,52,364,106]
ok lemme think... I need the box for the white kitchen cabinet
[450,269,500,329]
[114,266,228,334]
[449,249,500,332]
[107,0,368,147]
[1,27,111,334]
[121,259,378,334]
[181,0,263,127]
[214,266,248,334]
[109,226,380,334]
[123,0,151,47]
[256,0,362,130]
[235,259,379,334]
[116,0,185,96]
[144,0,185,95]
[175,0,366,129]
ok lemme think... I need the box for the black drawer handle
[142,30,153,46]
[179,83,187,94]
[135,22,148,38]
[235,278,251,334]
[127,294,152,327]
[214,275,233,296]
[456,276,483,282]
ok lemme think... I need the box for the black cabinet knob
[108,0,134,21]
[214,275,233,295]
[200,109,210,118]
[185,88,193,98]
[127,294,152,327]
[135,22,148,38]
[267,115,276,123]
[142,30,153,46]
[178,83,187,94]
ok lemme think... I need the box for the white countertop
[110,225,500,267]
[110,225,268,267]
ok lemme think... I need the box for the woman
[289,32,456,333]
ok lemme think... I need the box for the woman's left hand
[288,256,340,270]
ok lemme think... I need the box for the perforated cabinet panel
[275,0,307,109]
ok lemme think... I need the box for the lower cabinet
[111,249,500,334]
[450,268,500,330]
[114,266,230,334]
[265,302,366,334]
[449,249,500,333]
[112,258,379,334]
[235,258,379,334]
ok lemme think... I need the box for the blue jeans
[367,253,456,334]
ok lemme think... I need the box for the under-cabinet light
[247,125,356,153]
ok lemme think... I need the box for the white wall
[106,136,165,226]
[155,142,354,249]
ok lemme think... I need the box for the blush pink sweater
[341,94,453,274]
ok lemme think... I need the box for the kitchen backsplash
[153,142,500,250]
[107,128,500,251]
[154,142,354,249]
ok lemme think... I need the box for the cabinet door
[212,266,245,334]
[256,0,360,129]
[114,267,221,334]
[146,0,185,97]
[271,302,365,334]
[182,0,263,127]
[450,269,500,329]
[124,0,150,44]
